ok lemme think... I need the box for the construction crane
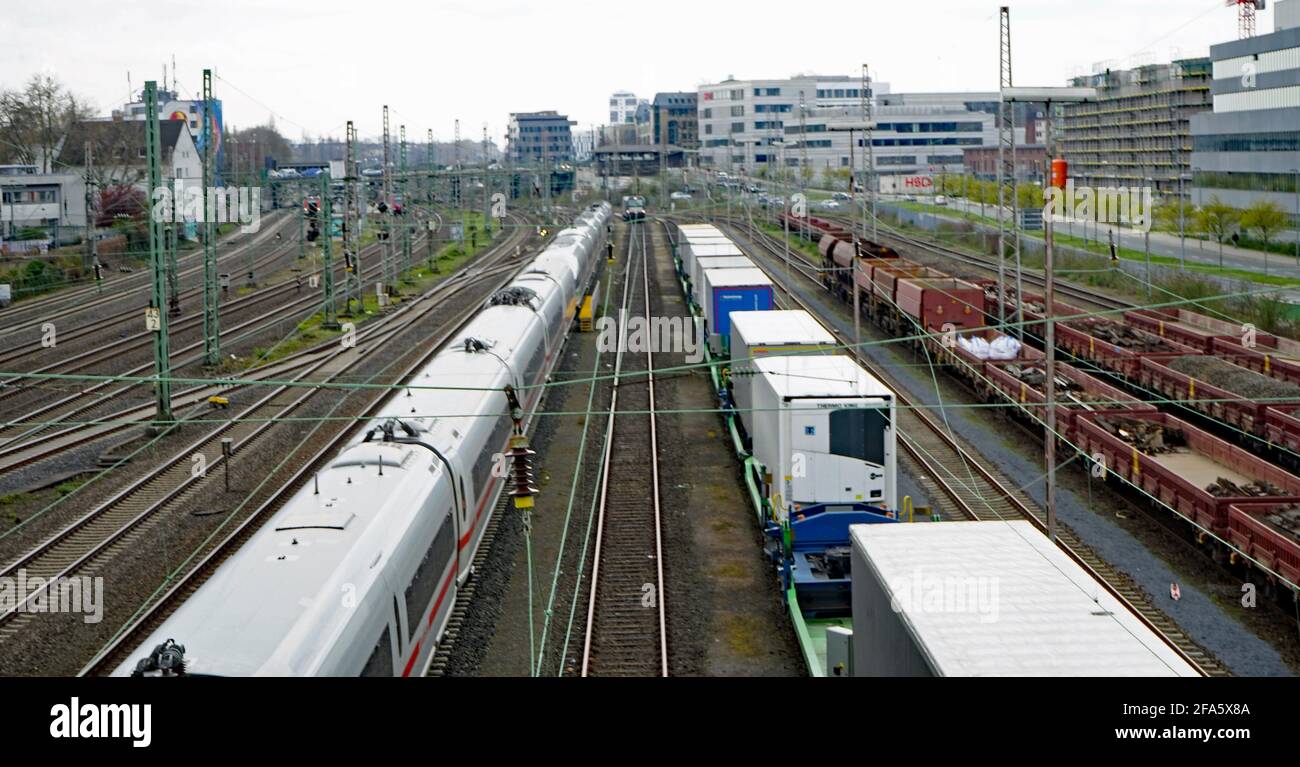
[1229,0,1267,39]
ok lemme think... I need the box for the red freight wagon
[1126,308,1271,353]
[1075,411,1300,534]
[870,263,940,304]
[1264,404,1300,457]
[1134,357,1300,440]
[1056,319,1199,379]
[1210,337,1300,387]
[1225,502,1300,592]
[983,287,1091,334]
[984,361,1157,444]
[896,277,985,334]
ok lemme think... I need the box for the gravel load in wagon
[1166,355,1300,402]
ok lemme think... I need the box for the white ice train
[114,202,613,677]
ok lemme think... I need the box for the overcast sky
[2,0,1270,145]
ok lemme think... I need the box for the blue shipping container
[712,286,775,338]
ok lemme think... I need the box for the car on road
[934,195,948,206]
[816,199,842,211]
[831,192,851,201]
[670,191,693,201]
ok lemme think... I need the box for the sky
[1,0,1274,146]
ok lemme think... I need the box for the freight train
[672,222,902,674]
[115,203,614,676]
[782,211,1300,604]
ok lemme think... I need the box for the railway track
[0,210,292,346]
[0,220,302,375]
[577,219,669,677]
[821,210,1132,313]
[0,230,443,473]
[5,220,537,673]
[724,220,1229,678]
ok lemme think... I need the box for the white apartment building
[696,76,889,170]
[609,91,639,125]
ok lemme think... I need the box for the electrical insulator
[93,262,103,281]
[344,253,354,273]
[505,433,538,510]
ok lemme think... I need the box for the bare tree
[0,74,94,171]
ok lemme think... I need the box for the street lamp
[1001,85,1097,544]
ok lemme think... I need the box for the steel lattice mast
[343,120,362,314]
[320,169,338,329]
[400,124,411,279]
[145,81,172,423]
[202,69,220,366]
[382,105,394,294]
[996,5,1020,333]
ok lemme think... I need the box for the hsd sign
[879,175,934,194]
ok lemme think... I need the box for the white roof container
[690,255,753,300]
[730,311,840,436]
[749,355,896,515]
[849,521,1202,677]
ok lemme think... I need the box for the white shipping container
[750,355,895,518]
[729,311,839,436]
[690,255,752,301]
[849,521,1202,677]
[682,238,740,279]
[0,284,10,308]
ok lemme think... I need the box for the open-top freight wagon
[1074,411,1300,536]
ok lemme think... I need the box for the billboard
[878,174,934,195]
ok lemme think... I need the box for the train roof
[112,304,547,676]
[694,256,753,270]
[753,355,891,399]
[702,267,772,288]
[850,521,1201,676]
[730,310,836,346]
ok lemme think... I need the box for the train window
[526,343,545,385]
[829,407,889,466]
[360,626,393,677]
[404,511,456,644]
[393,596,404,655]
